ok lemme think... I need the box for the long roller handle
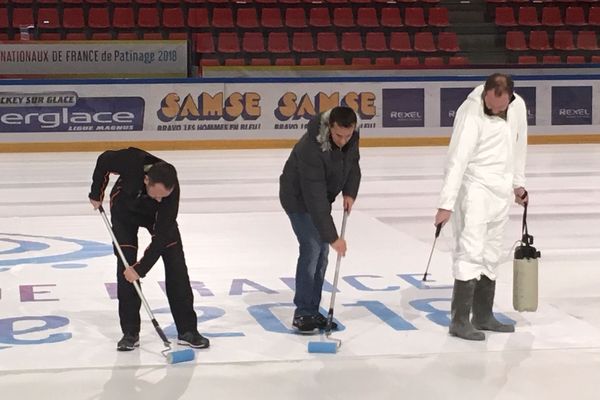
[325,210,349,334]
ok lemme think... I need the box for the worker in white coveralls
[435,73,529,341]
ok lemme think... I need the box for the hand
[514,187,528,206]
[90,198,102,210]
[123,266,140,283]
[343,196,355,214]
[435,208,452,227]
[330,238,347,257]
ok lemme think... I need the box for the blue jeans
[287,212,330,318]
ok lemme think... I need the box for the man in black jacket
[279,106,361,333]
[89,147,209,351]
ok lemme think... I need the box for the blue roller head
[308,341,337,354]
[166,349,195,364]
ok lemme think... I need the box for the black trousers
[110,205,198,336]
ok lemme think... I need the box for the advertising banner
[0,92,144,132]
[439,87,472,127]
[0,78,598,144]
[0,41,187,78]
[551,86,593,125]
[516,86,536,126]
[381,88,424,128]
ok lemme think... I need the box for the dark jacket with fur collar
[279,110,361,243]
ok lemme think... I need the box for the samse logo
[0,96,144,132]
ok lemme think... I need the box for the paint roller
[307,210,348,354]
[98,206,195,364]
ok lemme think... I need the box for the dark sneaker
[177,331,210,349]
[292,315,319,334]
[314,313,338,331]
[117,333,139,351]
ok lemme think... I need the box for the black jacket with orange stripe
[89,147,180,277]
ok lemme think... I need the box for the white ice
[0,144,599,400]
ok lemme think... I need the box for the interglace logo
[0,92,145,132]
[0,233,112,271]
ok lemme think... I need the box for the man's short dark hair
[147,161,177,190]
[484,73,514,98]
[329,106,357,128]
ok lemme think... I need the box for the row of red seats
[506,29,598,50]
[4,0,442,5]
[487,0,599,4]
[518,54,600,63]
[0,6,450,30]
[0,30,186,39]
[199,55,468,68]
[495,5,600,26]
[193,31,460,54]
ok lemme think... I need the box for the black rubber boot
[449,279,485,341]
[471,276,515,332]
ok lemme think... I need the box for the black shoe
[117,333,139,351]
[177,331,210,349]
[313,313,338,331]
[292,315,319,334]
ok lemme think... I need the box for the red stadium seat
[268,32,291,53]
[365,32,388,52]
[194,32,215,54]
[333,8,354,28]
[495,7,517,27]
[112,7,135,29]
[390,32,412,52]
[242,32,266,53]
[212,8,234,29]
[217,32,241,53]
[188,8,210,29]
[62,8,85,30]
[309,8,331,28]
[261,9,283,29]
[285,8,307,29]
[316,32,339,52]
[357,8,379,28]
[405,7,427,27]
[553,30,576,50]
[381,8,403,28]
[162,8,185,29]
[438,32,460,52]
[518,7,541,27]
[529,30,552,50]
[428,7,449,28]
[137,7,160,29]
[541,7,563,27]
[564,6,586,26]
[399,57,420,67]
[576,31,598,50]
[292,32,315,52]
[414,32,437,52]
[506,31,528,51]
[237,8,259,29]
[341,32,364,52]
[518,55,537,64]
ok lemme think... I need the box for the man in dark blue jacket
[279,106,361,333]
[89,147,209,351]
